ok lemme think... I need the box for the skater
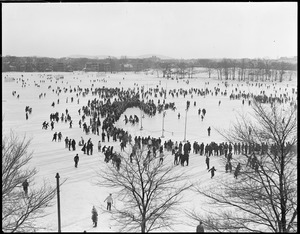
[89,140,94,155]
[74,154,79,168]
[205,155,210,170]
[91,206,98,227]
[22,179,29,197]
[196,220,205,233]
[51,121,54,130]
[81,143,87,154]
[104,193,113,211]
[207,127,211,136]
[174,150,179,165]
[72,139,76,151]
[65,137,69,148]
[58,132,62,141]
[234,163,241,179]
[228,161,232,173]
[52,132,58,142]
[159,150,164,164]
[26,112,28,120]
[208,166,216,178]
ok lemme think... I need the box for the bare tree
[177,60,187,79]
[2,131,58,232]
[279,62,286,82]
[186,101,297,232]
[96,144,192,232]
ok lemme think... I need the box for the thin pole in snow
[55,173,61,233]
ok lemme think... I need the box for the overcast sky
[2,2,297,59]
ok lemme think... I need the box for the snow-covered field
[2,71,297,232]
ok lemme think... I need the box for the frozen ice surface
[2,71,297,232]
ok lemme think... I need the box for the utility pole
[55,173,61,233]
[161,111,166,138]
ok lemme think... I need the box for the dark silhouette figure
[91,206,98,227]
[22,179,29,197]
[207,127,211,136]
[208,166,216,178]
[196,221,205,233]
[74,154,79,168]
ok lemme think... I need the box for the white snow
[2,71,297,232]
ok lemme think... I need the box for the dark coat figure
[65,137,69,148]
[74,154,79,168]
[205,156,210,170]
[174,151,179,165]
[234,163,241,179]
[58,132,62,141]
[26,112,28,120]
[89,141,94,155]
[68,139,72,150]
[22,179,29,197]
[91,206,98,227]
[180,153,188,166]
[196,221,205,233]
[52,132,58,142]
[102,132,106,142]
[159,151,164,164]
[207,127,211,136]
[72,139,76,151]
[208,166,216,178]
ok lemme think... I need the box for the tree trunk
[141,218,146,233]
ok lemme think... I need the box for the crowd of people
[14,72,296,230]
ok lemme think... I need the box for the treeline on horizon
[2,55,297,81]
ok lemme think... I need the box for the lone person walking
[207,126,211,136]
[208,166,216,178]
[74,154,79,168]
[205,155,210,170]
[91,206,98,227]
[104,193,113,211]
